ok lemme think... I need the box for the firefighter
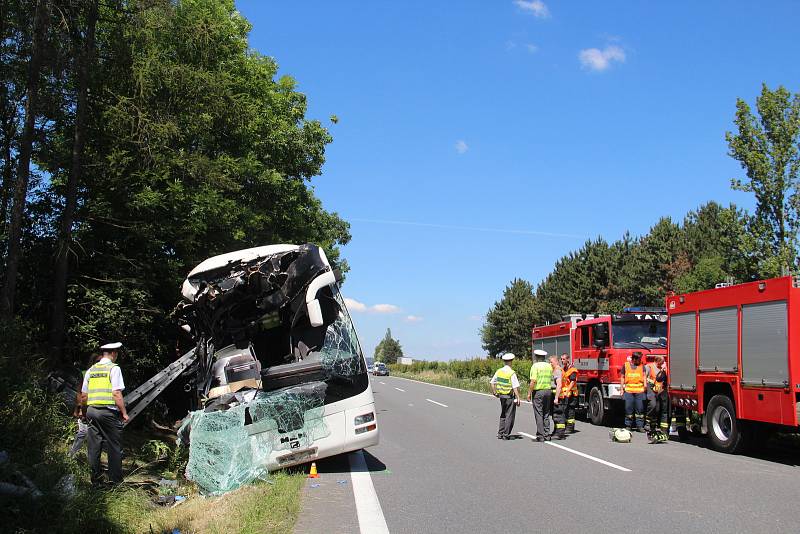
[560,353,579,433]
[82,342,128,485]
[644,356,660,431]
[527,349,552,442]
[646,355,669,443]
[549,355,564,439]
[620,351,646,432]
[490,353,522,439]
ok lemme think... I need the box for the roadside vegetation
[0,321,305,534]
[389,358,534,395]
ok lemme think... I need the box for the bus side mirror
[307,299,323,327]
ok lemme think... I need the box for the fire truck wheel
[588,386,608,426]
[707,394,746,454]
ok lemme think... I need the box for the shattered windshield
[612,321,667,348]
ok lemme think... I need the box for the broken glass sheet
[179,382,329,495]
[318,291,365,379]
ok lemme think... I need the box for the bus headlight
[354,412,375,426]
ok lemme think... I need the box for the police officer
[490,353,522,440]
[620,351,646,432]
[82,342,128,485]
[646,355,669,443]
[527,349,552,442]
[560,353,579,434]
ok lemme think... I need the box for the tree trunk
[50,0,98,361]
[0,0,49,318]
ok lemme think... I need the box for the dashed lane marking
[426,398,448,408]
[394,387,405,392]
[349,450,390,534]
[517,432,632,472]
[379,381,386,385]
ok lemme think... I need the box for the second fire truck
[532,309,668,425]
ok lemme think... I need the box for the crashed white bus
[175,244,378,493]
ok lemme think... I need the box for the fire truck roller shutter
[538,336,569,359]
[741,301,788,387]
[699,307,738,373]
[669,312,697,391]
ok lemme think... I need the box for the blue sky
[236,1,800,360]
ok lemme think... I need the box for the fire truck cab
[667,276,800,453]
[533,309,668,425]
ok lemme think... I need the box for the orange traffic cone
[308,462,319,479]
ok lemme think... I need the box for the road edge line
[349,450,390,534]
[425,398,448,408]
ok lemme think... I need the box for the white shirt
[490,364,520,389]
[82,357,125,394]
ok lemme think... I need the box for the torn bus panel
[175,244,370,494]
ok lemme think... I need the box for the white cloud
[371,303,401,314]
[525,43,538,54]
[344,297,367,312]
[514,0,549,18]
[578,45,625,72]
[405,315,423,323]
[345,298,403,314]
[455,140,468,154]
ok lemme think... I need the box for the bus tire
[588,386,608,426]
[707,394,746,454]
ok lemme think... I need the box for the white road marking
[426,398,448,408]
[394,387,405,392]
[517,432,631,472]
[379,381,386,385]
[390,375,531,404]
[349,450,390,534]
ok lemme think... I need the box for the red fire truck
[532,309,668,425]
[667,276,800,453]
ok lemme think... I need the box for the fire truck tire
[707,395,746,454]
[588,386,608,426]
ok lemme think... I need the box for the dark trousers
[533,389,553,438]
[553,398,566,437]
[565,395,578,431]
[497,395,517,437]
[87,406,124,484]
[624,392,645,430]
[647,392,669,431]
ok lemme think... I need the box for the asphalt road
[350,375,800,534]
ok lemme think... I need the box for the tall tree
[481,278,537,358]
[1,0,49,317]
[726,84,800,277]
[49,0,99,360]
[374,328,403,364]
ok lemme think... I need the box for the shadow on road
[308,449,389,475]
[669,433,800,467]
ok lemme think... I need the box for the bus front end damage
[175,244,372,494]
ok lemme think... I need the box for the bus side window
[580,326,590,349]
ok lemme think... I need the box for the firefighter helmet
[610,428,632,443]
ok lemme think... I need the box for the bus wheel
[588,386,607,426]
[707,395,746,454]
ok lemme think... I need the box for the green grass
[390,369,494,395]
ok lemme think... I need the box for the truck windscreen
[612,321,667,348]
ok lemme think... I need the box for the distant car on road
[373,362,389,376]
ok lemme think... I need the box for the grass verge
[389,369,492,395]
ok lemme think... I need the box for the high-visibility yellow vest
[494,367,515,395]
[560,366,578,398]
[623,362,645,394]
[87,362,117,406]
[531,362,552,391]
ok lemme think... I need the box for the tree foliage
[481,278,537,358]
[374,328,403,364]
[0,0,350,380]
[726,84,800,277]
